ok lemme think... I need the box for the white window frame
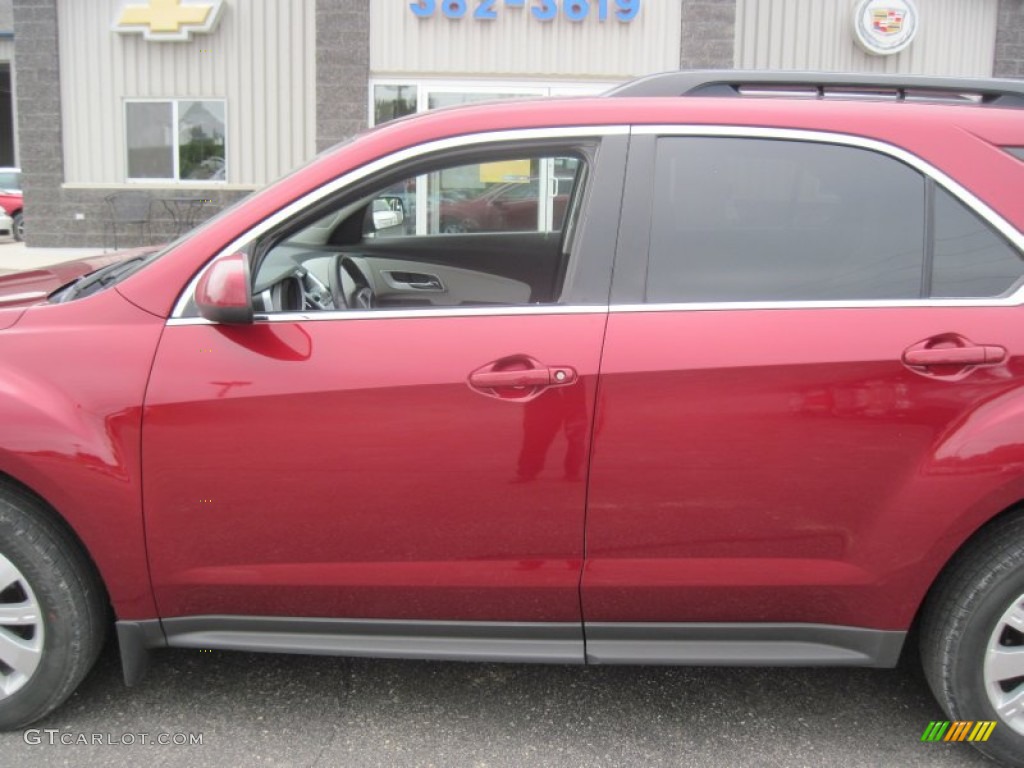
[124,98,228,184]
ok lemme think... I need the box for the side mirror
[372,196,405,231]
[195,251,253,324]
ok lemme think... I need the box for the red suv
[2,72,1024,766]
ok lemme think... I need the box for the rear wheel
[12,212,23,241]
[920,513,1024,767]
[0,482,105,730]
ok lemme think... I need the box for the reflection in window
[126,99,226,182]
[424,156,579,235]
[179,101,226,181]
[374,85,418,125]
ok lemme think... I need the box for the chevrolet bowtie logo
[114,0,225,42]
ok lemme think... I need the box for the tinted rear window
[647,137,926,303]
[932,186,1024,297]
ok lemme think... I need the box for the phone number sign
[410,0,642,23]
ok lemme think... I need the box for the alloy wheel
[985,592,1024,736]
[0,552,44,699]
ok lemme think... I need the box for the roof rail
[606,70,1024,108]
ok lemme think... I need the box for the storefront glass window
[179,101,226,181]
[374,85,418,125]
[126,102,174,179]
[126,99,226,182]
[426,91,535,109]
[370,80,616,127]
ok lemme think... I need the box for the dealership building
[4,0,1024,246]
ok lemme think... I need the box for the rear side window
[647,137,926,302]
[932,186,1024,298]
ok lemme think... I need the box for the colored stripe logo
[921,721,997,742]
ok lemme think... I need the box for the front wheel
[12,212,23,241]
[920,513,1024,767]
[0,482,105,730]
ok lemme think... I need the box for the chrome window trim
[167,304,608,326]
[170,125,629,319]
[609,296,1024,313]
[167,293,1024,328]
[633,125,1024,306]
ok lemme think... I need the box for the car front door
[582,129,1024,661]
[141,131,626,654]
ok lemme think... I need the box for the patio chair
[103,193,153,250]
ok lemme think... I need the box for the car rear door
[142,129,627,656]
[582,127,1024,662]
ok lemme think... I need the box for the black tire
[12,212,22,242]
[0,481,106,730]
[920,512,1024,767]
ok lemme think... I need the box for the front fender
[0,289,166,619]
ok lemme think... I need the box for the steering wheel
[330,254,375,310]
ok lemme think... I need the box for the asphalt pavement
[0,635,993,768]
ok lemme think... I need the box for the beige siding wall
[58,0,316,186]
[0,38,12,62]
[735,0,998,76]
[371,3,681,79]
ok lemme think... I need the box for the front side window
[647,137,926,303]
[423,156,578,236]
[126,100,226,182]
[248,150,588,313]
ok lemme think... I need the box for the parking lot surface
[0,638,992,768]
[0,240,107,275]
